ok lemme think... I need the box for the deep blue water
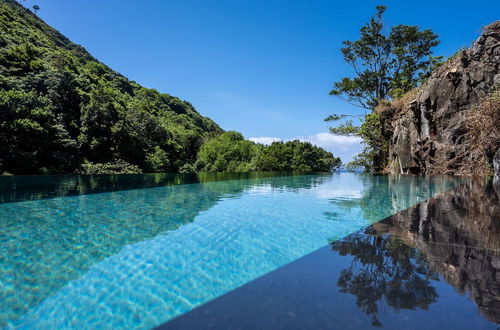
[0,173,462,328]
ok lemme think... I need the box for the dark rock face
[383,21,500,175]
[495,148,500,192]
[495,148,500,178]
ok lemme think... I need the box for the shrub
[465,88,500,176]
[77,159,142,175]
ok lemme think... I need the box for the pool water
[160,177,500,330]
[0,173,459,328]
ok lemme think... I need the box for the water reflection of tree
[331,229,439,327]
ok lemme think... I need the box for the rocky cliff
[380,21,500,176]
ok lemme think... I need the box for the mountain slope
[0,0,222,174]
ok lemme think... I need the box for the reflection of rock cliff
[381,21,500,175]
[373,179,500,323]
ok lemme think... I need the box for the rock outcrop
[495,148,500,179]
[381,21,500,175]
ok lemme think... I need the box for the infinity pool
[0,173,460,328]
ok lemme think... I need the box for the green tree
[326,5,440,172]
[78,80,122,162]
[145,146,171,172]
[0,90,57,173]
[330,5,440,108]
[195,134,341,173]
[2,42,43,75]
[78,159,142,175]
[255,140,341,172]
[195,131,261,172]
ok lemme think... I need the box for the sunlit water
[0,173,459,328]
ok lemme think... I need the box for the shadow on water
[331,177,500,326]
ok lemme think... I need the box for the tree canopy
[329,5,440,109]
[195,131,261,172]
[255,140,341,172]
[194,132,342,173]
[326,5,440,172]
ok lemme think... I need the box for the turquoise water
[0,173,459,328]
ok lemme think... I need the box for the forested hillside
[0,0,222,174]
[0,0,342,175]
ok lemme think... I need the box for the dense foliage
[465,87,500,176]
[195,131,342,173]
[255,140,341,172]
[329,5,440,108]
[0,0,221,174]
[195,131,260,172]
[77,159,143,175]
[326,5,440,172]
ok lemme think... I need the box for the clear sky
[25,0,500,161]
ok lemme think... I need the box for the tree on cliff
[326,5,440,172]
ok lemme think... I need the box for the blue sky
[26,0,500,161]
